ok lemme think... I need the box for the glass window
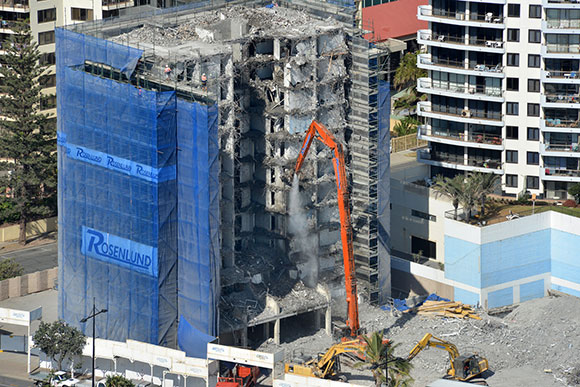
[71,8,93,21]
[507,78,519,91]
[39,74,56,88]
[39,52,55,65]
[528,54,540,68]
[527,152,540,165]
[506,174,518,188]
[507,102,519,115]
[37,8,56,23]
[508,4,520,17]
[528,79,540,93]
[38,31,55,45]
[527,176,540,189]
[506,126,518,139]
[527,103,540,117]
[527,127,539,140]
[508,29,520,42]
[529,30,541,44]
[506,150,518,163]
[507,53,519,67]
[529,5,542,19]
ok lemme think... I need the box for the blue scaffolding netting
[57,28,219,351]
[377,81,391,300]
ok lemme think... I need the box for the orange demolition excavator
[294,120,360,337]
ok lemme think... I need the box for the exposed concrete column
[240,327,248,348]
[316,284,332,337]
[266,295,281,345]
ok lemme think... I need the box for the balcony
[417,149,504,174]
[417,101,504,127]
[541,118,580,132]
[102,0,134,10]
[541,141,580,157]
[542,44,580,59]
[541,167,580,181]
[417,78,504,102]
[417,54,504,78]
[543,19,580,32]
[543,0,580,8]
[542,93,580,107]
[418,6,505,28]
[417,30,505,53]
[542,69,580,84]
[0,0,28,11]
[418,125,504,150]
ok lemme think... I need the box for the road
[0,243,57,275]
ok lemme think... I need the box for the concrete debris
[258,292,580,387]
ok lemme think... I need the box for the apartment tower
[418,0,580,200]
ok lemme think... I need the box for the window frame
[506,174,518,188]
[508,3,520,17]
[507,53,520,67]
[527,151,540,165]
[528,54,541,68]
[38,31,55,45]
[37,8,56,23]
[529,4,542,19]
[506,126,518,140]
[507,102,519,116]
[528,79,540,93]
[527,127,540,141]
[506,150,518,164]
[508,28,520,42]
[526,176,540,189]
[507,78,519,91]
[528,29,541,44]
[527,103,540,117]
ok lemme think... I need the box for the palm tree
[357,331,413,387]
[432,174,463,220]
[393,116,420,137]
[394,51,426,91]
[470,172,500,217]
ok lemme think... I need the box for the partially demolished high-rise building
[57,0,390,352]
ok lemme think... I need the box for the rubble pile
[113,5,342,46]
[261,292,580,386]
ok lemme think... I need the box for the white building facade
[417,0,580,200]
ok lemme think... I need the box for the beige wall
[391,268,454,300]
[0,267,57,301]
[0,216,57,242]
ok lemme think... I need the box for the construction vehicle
[284,339,367,380]
[407,333,489,382]
[294,120,360,338]
[216,364,260,387]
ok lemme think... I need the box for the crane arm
[294,121,360,337]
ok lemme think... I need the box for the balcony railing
[102,0,133,5]
[546,44,580,54]
[546,19,580,29]
[421,7,504,23]
[545,140,580,152]
[420,126,503,145]
[419,151,502,169]
[420,79,503,97]
[545,70,579,78]
[420,57,502,72]
[544,168,580,177]
[431,105,503,121]
[545,118,580,128]
[548,0,580,3]
[0,0,27,8]
[545,93,580,103]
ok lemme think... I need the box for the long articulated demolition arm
[294,120,360,337]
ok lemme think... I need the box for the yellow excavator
[284,339,367,380]
[408,333,489,382]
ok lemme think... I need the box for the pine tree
[0,21,56,244]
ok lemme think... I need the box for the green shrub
[0,258,23,281]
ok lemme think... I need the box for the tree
[393,117,420,137]
[569,183,580,204]
[32,320,86,371]
[393,51,426,91]
[0,258,23,281]
[0,21,57,245]
[470,172,500,217]
[357,331,413,387]
[106,375,134,387]
[432,174,463,220]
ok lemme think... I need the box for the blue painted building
[444,211,580,308]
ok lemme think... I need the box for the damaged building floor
[256,291,580,386]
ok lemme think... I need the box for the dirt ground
[259,292,580,386]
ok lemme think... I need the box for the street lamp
[80,297,107,387]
